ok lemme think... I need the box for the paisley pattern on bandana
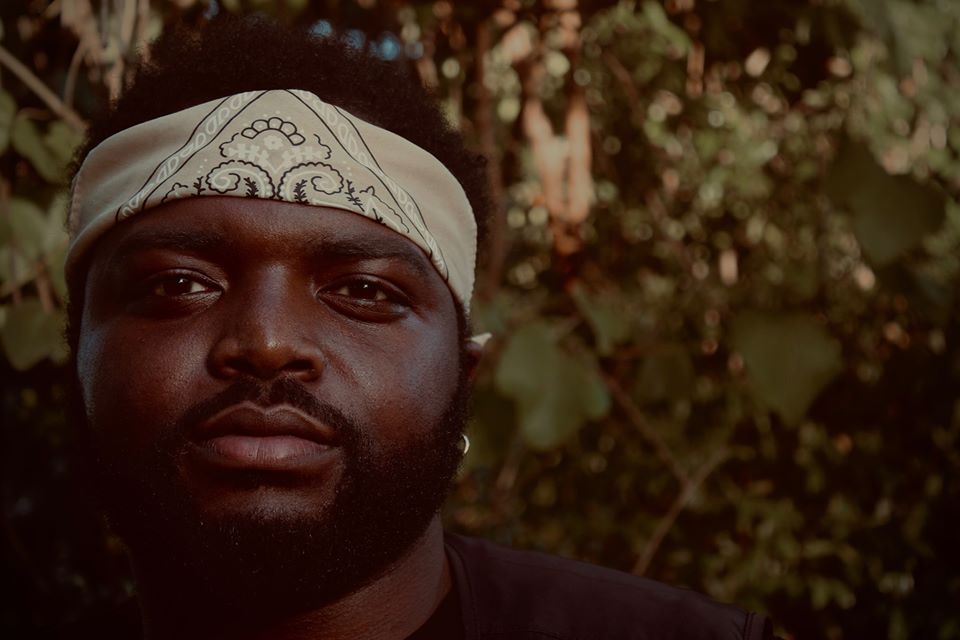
[114,90,444,278]
[67,89,477,310]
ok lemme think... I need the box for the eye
[142,272,219,299]
[317,277,410,320]
[127,270,221,316]
[326,279,391,302]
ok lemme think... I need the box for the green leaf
[827,141,945,265]
[46,244,69,303]
[641,1,691,51]
[0,299,66,370]
[0,247,32,289]
[11,116,78,183]
[462,386,517,469]
[636,347,694,402]
[43,192,69,257]
[12,117,61,182]
[843,0,892,41]
[0,89,15,154]
[471,293,512,336]
[8,197,49,260]
[887,1,950,72]
[495,323,610,450]
[571,285,631,356]
[731,312,842,424]
[44,120,84,167]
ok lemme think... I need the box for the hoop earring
[459,433,470,455]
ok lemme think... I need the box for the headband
[66,89,477,312]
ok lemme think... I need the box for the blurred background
[2,0,959,638]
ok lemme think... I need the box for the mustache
[169,377,362,449]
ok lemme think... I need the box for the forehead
[87,196,439,275]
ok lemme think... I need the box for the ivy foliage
[2,1,959,638]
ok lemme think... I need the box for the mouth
[187,401,340,473]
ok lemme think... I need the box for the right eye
[128,271,222,316]
[150,274,215,297]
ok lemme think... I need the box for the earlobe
[462,334,488,383]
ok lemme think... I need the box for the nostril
[219,356,320,381]
[284,358,321,380]
[221,356,261,379]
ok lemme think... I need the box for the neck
[131,518,451,640]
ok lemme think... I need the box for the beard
[70,369,470,622]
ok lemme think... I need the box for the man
[65,15,776,640]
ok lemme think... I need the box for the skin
[75,196,481,640]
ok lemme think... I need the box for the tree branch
[563,29,591,225]
[0,45,86,132]
[0,178,22,305]
[63,38,86,109]
[632,447,730,576]
[602,51,639,109]
[604,373,689,486]
[491,429,527,519]
[475,18,509,301]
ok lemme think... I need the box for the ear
[461,337,485,384]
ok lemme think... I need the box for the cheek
[77,317,210,445]
[328,322,461,439]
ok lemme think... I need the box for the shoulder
[445,533,772,640]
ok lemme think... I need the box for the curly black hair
[74,14,490,236]
[67,14,489,353]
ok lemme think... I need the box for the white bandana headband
[66,89,477,312]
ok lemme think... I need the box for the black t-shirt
[56,533,777,639]
[404,584,464,640]
[444,533,777,639]
[55,590,468,640]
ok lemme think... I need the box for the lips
[187,401,340,473]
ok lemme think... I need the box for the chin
[195,486,337,525]
[174,457,347,524]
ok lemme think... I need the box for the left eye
[328,281,390,301]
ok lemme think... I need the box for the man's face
[74,196,468,607]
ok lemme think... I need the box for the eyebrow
[106,226,434,278]
[303,233,433,278]
[107,229,225,269]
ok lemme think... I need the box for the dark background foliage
[2,1,959,638]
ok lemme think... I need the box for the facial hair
[73,371,469,622]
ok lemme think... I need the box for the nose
[207,270,323,383]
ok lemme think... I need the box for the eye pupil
[169,277,191,294]
[328,281,388,301]
[351,282,377,299]
[155,276,197,297]
[324,279,398,304]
